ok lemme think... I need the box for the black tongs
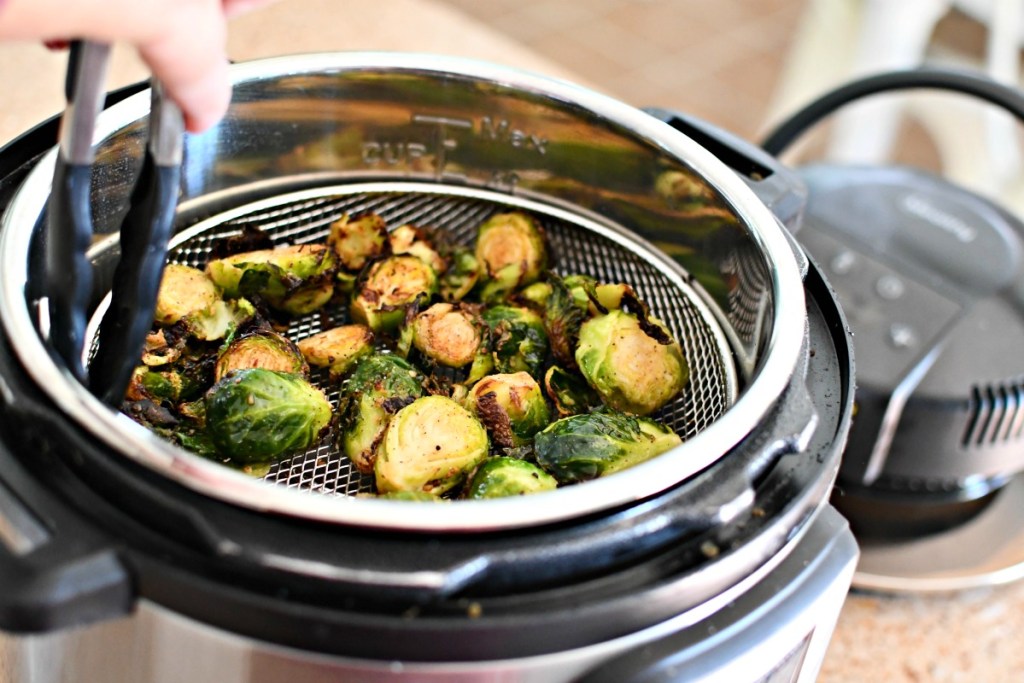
[45,40,184,407]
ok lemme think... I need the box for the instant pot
[0,54,856,682]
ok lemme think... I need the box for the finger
[138,12,231,133]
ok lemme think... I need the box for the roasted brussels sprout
[464,457,558,499]
[154,264,220,325]
[481,305,549,378]
[205,244,337,315]
[327,213,389,272]
[389,224,446,274]
[543,365,600,417]
[411,303,482,368]
[205,368,332,463]
[183,298,256,342]
[338,353,426,473]
[374,395,489,496]
[376,490,444,502]
[350,255,438,333]
[215,330,307,382]
[297,324,375,378]
[128,360,211,403]
[468,372,550,448]
[534,409,682,484]
[475,212,547,301]
[562,274,630,314]
[440,247,481,302]
[541,275,586,368]
[575,309,688,415]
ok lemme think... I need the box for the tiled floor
[439,0,808,142]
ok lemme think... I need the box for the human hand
[0,0,274,132]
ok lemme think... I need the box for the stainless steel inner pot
[0,53,807,532]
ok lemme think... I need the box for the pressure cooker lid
[0,53,808,531]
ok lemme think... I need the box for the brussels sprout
[390,224,446,274]
[475,212,547,301]
[468,372,550,448]
[541,276,585,368]
[464,457,558,499]
[440,247,481,302]
[182,298,256,342]
[215,330,308,382]
[327,212,389,272]
[351,255,438,333]
[481,305,549,378]
[338,353,426,473]
[374,395,489,496]
[514,281,551,311]
[544,365,600,417]
[575,309,689,415]
[140,329,185,367]
[297,324,375,378]
[534,409,682,484]
[205,368,332,464]
[154,264,220,325]
[205,244,337,315]
[412,303,482,368]
[562,274,630,315]
[376,490,445,502]
[130,365,206,403]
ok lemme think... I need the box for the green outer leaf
[205,369,332,464]
[534,410,681,484]
[464,457,558,499]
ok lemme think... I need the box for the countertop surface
[2,1,1023,681]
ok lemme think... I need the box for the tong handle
[89,86,183,405]
[45,41,110,382]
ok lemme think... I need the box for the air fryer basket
[0,53,808,531]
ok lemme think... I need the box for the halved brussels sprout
[351,255,438,333]
[205,244,337,315]
[154,264,220,325]
[182,298,256,342]
[297,324,375,378]
[412,303,482,368]
[205,368,332,464]
[481,305,549,378]
[475,212,547,301]
[440,247,481,302]
[464,457,558,499]
[468,372,550,448]
[337,353,426,473]
[140,329,185,367]
[327,213,389,272]
[576,309,688,416]
[534,409,682,484]
[129,355,212,403]
[390,224,446,274]
[374,395,489,496]
[215,330,308,382]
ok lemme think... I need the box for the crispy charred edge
[208,225,275,260]
[474,390,516,449]
[573,279,673,346]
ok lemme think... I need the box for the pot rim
[0,52,806,531]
